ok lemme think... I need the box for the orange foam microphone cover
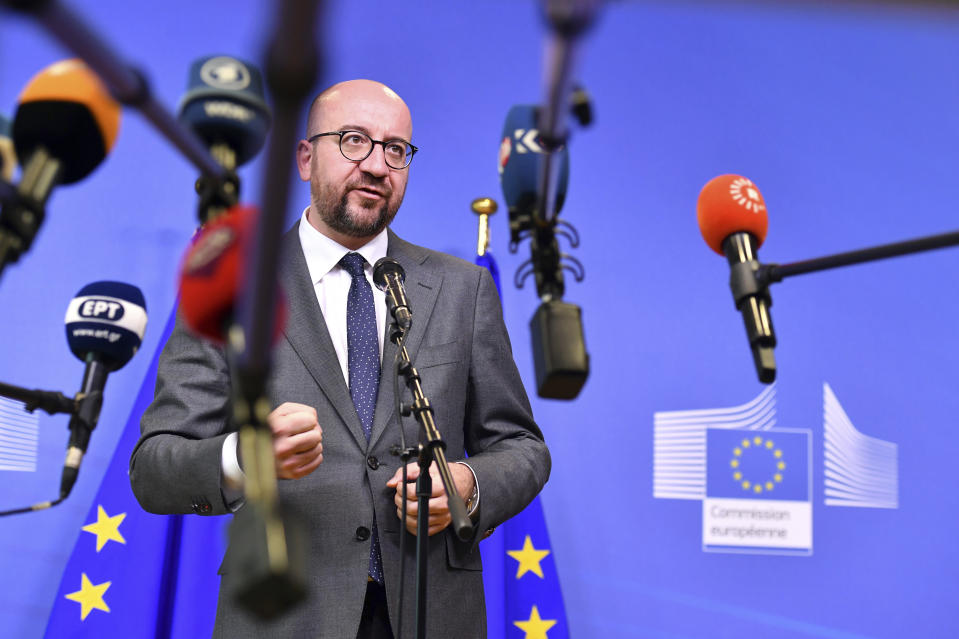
[697,174,768,255]
[13,59,121,184]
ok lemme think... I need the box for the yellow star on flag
[507,535,550,579]
[82,505,126,552]
[64,573,111,620]
[513,605,557,639]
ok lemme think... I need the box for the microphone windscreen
[372,257,405,292]
[179,204,286,343]
[697,174,769,255]
[498,104,569,218]
[178,55,271,167]
[13,60,121,184]
[64,281,147,371]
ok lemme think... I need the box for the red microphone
[697,174,768,255]
[697,174,776,383]
[179,205,286,344]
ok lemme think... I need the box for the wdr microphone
[62,281,147,498]
[373,257,411,331]
[698,174,776,383]
[179,204,286,344]
[178,55,271,171]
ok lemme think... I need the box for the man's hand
[268,402,323,479]
[386,461,475,536]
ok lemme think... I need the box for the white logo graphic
[729,177,766,213]
[200,57,251,91]
[653,382,901,556]
[823,383,899,509]
[0,396,39,472]
[513,129,543,154]
[653,384,776,500]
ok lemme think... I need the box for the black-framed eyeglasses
[308,130,418,170]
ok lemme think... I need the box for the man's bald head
[306,79,411,139]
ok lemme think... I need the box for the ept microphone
[372,257,411,331]
[178,55,271,171]
[0,114,15,182]
[179,204,286,344]
[697,174,776,383]
[61,281,147,498]
[498,104,570,240]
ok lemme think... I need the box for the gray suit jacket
[130,225,550,638]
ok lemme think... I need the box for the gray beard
[320,190,398,238]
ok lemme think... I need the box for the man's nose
[358,143,389,177]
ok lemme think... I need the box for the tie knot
[339,252,367,279]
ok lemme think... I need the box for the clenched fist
[268,402,323,479]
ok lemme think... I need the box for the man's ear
[296,140,313,182]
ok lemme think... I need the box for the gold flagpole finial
[471,197,498,256]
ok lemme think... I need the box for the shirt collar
[298,207,389,283]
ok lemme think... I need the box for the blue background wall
[2,1,958,636]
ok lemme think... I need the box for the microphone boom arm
[761,228,959,284]
[0,380,75,416]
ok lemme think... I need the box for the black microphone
[61,281,147,498]
[372,257,412,331]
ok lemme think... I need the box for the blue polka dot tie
[339,252,384,584]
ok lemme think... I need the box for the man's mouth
[352,186,387,199]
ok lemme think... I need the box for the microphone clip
[0,147,60,275]
[195,170,240,224]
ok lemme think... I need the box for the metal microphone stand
[387,316,473,639]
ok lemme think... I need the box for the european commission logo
[653,383,898,556]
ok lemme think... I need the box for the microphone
[178,55,271,171]
[499,104,570,301]
[499,104,588,399]
[499,104,570,243]
[61,281,147,498]
[1,60,121,273]
[697,174,776,383]
[0,114,15,182]
[178,55,271,223]
[13,59,121,185]
[372,257,412,331]
[179,204,286,344]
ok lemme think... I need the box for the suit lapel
[279,223,368,450]
[369,230,443,449]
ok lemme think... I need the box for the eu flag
[44,308,227,638]
[706,428,810,502]
[475,248,568,639]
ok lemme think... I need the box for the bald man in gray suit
[130,79,550,638]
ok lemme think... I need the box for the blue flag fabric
[477,251,569,639]
[44,307,227,638]
[706,428,810,502]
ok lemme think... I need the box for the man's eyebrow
[338,124,411,143]
[339,124,371,135]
